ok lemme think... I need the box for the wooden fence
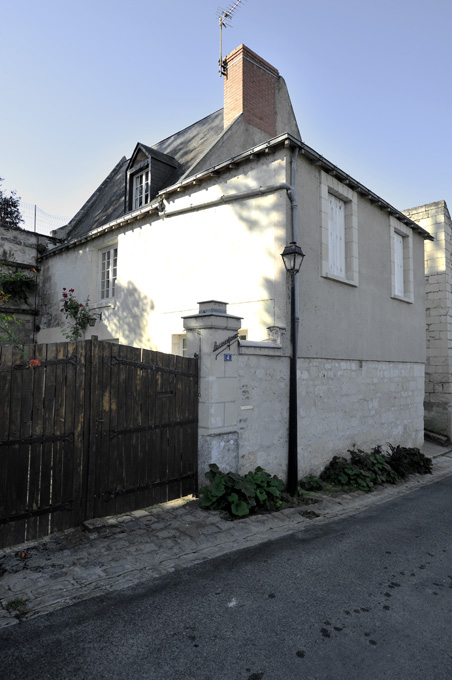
[0,337,198,548]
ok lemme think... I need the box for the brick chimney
[223,45,279,137]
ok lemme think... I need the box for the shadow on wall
[223,168,287,332]
[106,280,155,348]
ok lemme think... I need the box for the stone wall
[404,201,452,438]
[0,226,59,344]
[237,353,424,480]
[298,358,425,476]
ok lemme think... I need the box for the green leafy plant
[320,455,374,492]
[387,444,433,478]
[318,445,432,493]
[60,288,91,341]
[199,464,285,518]
[349,446,399,486]
[0,289,24,347]
[299,474,324,492]
[0,266,37,304]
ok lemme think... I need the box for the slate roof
[61,110,224,243]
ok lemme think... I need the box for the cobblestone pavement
[1,443,451,629]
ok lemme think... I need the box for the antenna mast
[217,0,246,76]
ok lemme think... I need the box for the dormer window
[134,170,150,209]
[125,143,179,213]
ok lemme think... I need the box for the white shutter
[328,194,345,276]
[394,232,404,297]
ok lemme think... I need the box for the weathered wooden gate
[0,337,198,549]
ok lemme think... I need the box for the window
[100,246,117,300]
[133,170,150,209]
[320,171,358,286]
[172,333,187,357]
[328,194,346,277]
[390,217,413,302]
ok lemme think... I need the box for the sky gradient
[1,0,450,223]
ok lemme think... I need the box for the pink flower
[63,288,66,291]
[29,359,41,368]
[60,308,63,312]
[79,303,83,307]
[69,288,75,293]
[62,293,68,298]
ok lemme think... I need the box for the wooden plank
[140,349,154,508]
[49,342,69,534]
[3,345,27,547]
[17,346,34,541]
[166,353,180,501]
[113,343,128,516]
[81,339,92,522]
[107,342,121,516]
[58,341,77,532]
[38,342,58,539]
[96,341,113,517]
[86,337,100,519]
[145,350,159,508]
[71,340,86,527]
[153,352,168,505]
[122,345,140,513]
[26,343,48,541]
[0,344,14,548]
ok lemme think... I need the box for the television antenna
[217,0,246,76]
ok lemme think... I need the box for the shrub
[199,464,285,518]
[387,445,433,478]
[318,445,432,493]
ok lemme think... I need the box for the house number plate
[224,354,232,361]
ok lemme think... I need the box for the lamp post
[281,241,305,496]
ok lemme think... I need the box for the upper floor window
[320,171,359,287]
[100,246,117,300]
[328,194,346,277]
[390,217,413,303]
[133,170,150,210]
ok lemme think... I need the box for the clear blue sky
[1,0,450,220]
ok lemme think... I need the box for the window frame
[390,217,413,303]
[133,169,150,210]
[99,245,118,302]
[320,171,359,287]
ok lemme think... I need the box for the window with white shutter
[390,217,413,303]
[320,172,359,287]
[328,194,346,277]
[394,232,404,297]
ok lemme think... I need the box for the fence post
[183,301,242,484]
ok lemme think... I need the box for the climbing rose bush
[60,288,91,341]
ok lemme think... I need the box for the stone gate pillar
[183,301,242,485]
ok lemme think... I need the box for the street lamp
[88,312,102,327]
[281,241,305,496]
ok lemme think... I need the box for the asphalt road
[1,476,452,680]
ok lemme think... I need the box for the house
[36,44,432,479]
[403,200,452,441]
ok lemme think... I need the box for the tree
[0,178,24,229]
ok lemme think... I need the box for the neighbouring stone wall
[237,353,424,480]
[298,359,425,476]
[0,226,59,344]
[404,201,452,438]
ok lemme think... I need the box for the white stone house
[36,44,432,479]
